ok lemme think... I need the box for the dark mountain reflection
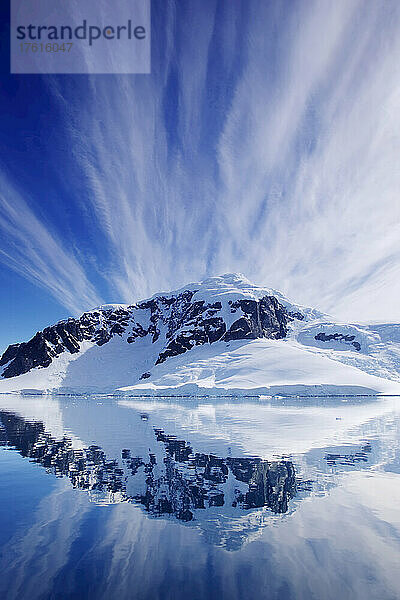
[324,442,372,466]
[136,429,297,520]
[0,411,296,524]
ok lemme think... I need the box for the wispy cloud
[0,171,103,314]
[2,0,400,321]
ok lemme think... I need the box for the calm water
[0,394,400,600]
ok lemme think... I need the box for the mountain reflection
[0,411,296,523]
[135,428,297,520]
[324,443,372,466]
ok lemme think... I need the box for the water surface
[0,394,400,600]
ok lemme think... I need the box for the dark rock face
[315,332,361,351]
[288,311,305,321]
[0,287,300,379]
[156,295,290,364]
[0,344,20,367]
[0,307,133,378]
[225,297,288,341]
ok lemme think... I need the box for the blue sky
[0,0,400,351]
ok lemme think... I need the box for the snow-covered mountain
[1,273,400,396]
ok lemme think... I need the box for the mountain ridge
[0,274,309,380]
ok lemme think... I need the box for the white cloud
[3,0,400,322]
[0,172,103,314]
[214,0,400,321]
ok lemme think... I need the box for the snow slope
[119,339,400,397]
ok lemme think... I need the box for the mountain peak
[148,272,284,307]
[202,272,252,285]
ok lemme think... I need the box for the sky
[0,0,400,351]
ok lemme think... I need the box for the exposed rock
[0,343,22,367]
[139,372,151,380]
[315,332,361,351]
[288,311,305,321]
[1,307,134,378]
[0,285,301,379]
[155,295,289,364]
